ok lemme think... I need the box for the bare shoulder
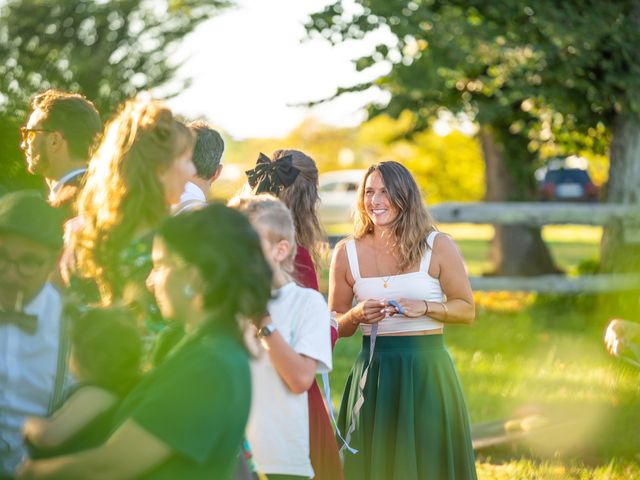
[335,233,358,248]
[334,236,351,251]
[331,236,353,264]
[330,236,356,287]
[432,232,460,257]
[429,233,465,278]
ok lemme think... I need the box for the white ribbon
[339,322,378,456]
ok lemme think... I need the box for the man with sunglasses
[0,191,69,478]
[20,90,102,214]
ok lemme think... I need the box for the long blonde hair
[354,161,434,271]
[75,99,194,303]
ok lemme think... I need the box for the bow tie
[0,310,38,335]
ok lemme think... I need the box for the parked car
[537,165,599,202]
[318,169,365,226]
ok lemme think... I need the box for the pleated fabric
[338,335,477,480]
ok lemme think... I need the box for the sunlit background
[1,0,639,478]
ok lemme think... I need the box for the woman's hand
[353,299,387,325]
[384,298,427,318]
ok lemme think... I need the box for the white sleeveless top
[345,231,445,335]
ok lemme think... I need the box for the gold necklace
[373,233,398,288]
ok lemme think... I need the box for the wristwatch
[257,323,277,339]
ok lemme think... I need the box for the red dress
[293,246,343,480]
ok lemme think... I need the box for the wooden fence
[329,202,640,293]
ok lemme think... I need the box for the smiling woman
[329,161,477,480]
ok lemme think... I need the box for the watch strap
[258,323,277,339]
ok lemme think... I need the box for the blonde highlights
[354,161,434,271]
[74,99,194,303]
[229,194,297,274]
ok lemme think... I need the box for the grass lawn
[321,224,640,479]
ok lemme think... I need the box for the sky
[165,0,391,140]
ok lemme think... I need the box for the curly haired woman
[72,99,195,333]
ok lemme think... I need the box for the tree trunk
[600,113,640,273]
[480,126,561,276]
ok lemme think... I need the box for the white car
[318,169,365,226]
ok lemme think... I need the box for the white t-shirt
[246,282,332,478]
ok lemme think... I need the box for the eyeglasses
[20,126,52,142]
[0,250,50,278]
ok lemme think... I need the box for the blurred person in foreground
[20,90,102,214]
[16,203,271,479]
[172,120,224,215]
[330,161,477,479]
[23,307,142,460]
[71,99,195,332]
[0,191,67,478]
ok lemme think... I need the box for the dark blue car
[538,168,599,202]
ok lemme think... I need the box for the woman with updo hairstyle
[73,99,195,330]
[246,150,342,480]
[17,204,272,479]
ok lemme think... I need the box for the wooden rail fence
[329,202,640,293]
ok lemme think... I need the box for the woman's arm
[428,234,475,324]
[16,419,172,480]
[23,387,117,450]
[328,242,386,338]
[391,235,474,324]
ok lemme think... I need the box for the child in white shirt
[232,195,332,480]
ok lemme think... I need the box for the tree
[0,0,230,189]
[306,0,640,275]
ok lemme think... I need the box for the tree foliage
[307,0,640,275]
[0,0,230,188]
[306,0,639,185]
[218,114,485,205]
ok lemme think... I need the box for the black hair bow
[245,153,300,195]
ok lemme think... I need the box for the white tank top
[345,231,445,335]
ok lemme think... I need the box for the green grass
[321,225,640,479]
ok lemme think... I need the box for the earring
[183,284,194,298]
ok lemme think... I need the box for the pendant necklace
[374,233,398,289]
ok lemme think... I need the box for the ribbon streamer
[340,322,378,456]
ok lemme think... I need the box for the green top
[111,331,251,479]
[117,231,165,333]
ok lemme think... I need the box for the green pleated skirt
[338,335,477,480]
